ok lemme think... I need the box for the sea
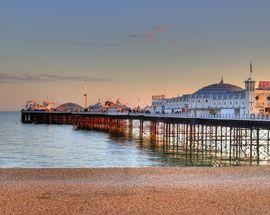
[0,112,249,168]
[0,112,178,168]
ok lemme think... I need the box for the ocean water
[0,112,186,168]
[2,112,258,168]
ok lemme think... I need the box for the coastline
[0,167,269,214]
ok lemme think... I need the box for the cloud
[102,42,120,47]
[129,33,155,43]
[152,26,166,33]
[0,73,110,83]
[39,40,120,48]
[46,40,94,47]
[130,25,166,43]
[129,34,139,38]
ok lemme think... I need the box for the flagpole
[250,61,252,79]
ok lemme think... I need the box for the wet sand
[0,167,269,215]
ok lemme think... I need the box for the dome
[194,79,243,95]
[88,103,104,111]
[56,103,83,112]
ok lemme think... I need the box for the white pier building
[151,74,270,117]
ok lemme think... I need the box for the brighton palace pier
[21,73,270,166]
[151,77,270,117]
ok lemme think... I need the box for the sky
[1,0,270,110]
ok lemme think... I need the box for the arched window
[255,96,260,101]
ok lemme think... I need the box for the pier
[21,111,270,166]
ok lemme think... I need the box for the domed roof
[88,103,104,111]
[194,79,243,95]
[56,103,83,112]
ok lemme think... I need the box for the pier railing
[76,112,270,122]
[21,110,270,128]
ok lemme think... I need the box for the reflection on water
[0,112,166,167]
[1,112,269,168]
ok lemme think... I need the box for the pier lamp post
[83,80,89,110]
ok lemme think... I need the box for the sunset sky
[1,0,270,111]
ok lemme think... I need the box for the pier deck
[21,111,270,165]
[21,111,270,128]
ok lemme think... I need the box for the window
[267,96,270,101]
[255,96,260,101]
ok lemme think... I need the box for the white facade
[151,78,270,117]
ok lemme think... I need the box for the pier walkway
[22,111,270,128]
[21,110,270,165]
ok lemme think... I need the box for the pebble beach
[0,167,270,214]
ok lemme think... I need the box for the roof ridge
[194,82,243,94]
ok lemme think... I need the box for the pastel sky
[1,0,270,110]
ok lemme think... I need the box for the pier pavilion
[151,77,270,117]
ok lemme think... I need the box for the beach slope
[0,167,269,214]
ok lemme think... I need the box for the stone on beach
[0,167,270,214]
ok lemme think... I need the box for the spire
[220,77,224,84]
[83,80,88,109]
[250,60,253,78]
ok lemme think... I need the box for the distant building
[56,103,83,112]
[88,99,130,113]
[151,76,270,116]
[24,100,56,111]
[88,102,105,113]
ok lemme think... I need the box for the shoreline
[0,167,270,214]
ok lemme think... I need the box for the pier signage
[258,81,270,90]
[152,95,165,100]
